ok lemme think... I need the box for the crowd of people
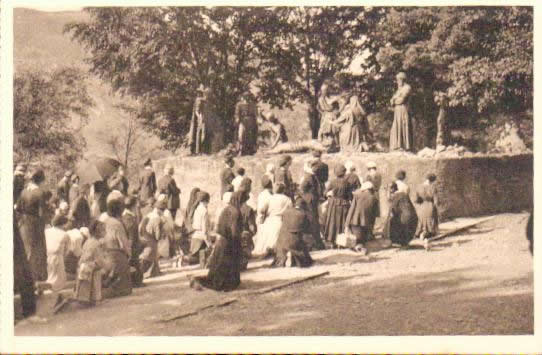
[13,151,441,321]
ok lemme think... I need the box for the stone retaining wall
[154,152,533,222]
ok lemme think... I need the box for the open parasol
[76,156,121,185]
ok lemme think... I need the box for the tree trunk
[436,105,448,147]
[308,103,320,140]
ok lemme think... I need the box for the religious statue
[389,72,414,151]
[235,91,259,156]
[330,94,371,152]
[317,83,341,147]
[189,85,210,155]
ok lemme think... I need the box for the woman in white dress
[253,183,292,256]
[45,215,71,292]
[256,175,273,225]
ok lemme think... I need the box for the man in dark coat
[312,150,328,197]
[299,159,325,250]
[235,91,259,156]
[158,164,181,219]
[14,164,26,205]
[122,195,143,287]
[67,183,91,229]
[13,218,36,320]
[108,166,129,195]
[138,158,157,208]
[344,160,361,201]
[57,170,72,204]
[345,181,379,250]
[275,155,295,201]
[220,156,236,199]
[364,161,382,217]
[189,85,211,155]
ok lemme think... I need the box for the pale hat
[79,227,90,239]
[367,161,377,169]
[361,181,374,191]
[344,160,355,172]
[106,190,124,204]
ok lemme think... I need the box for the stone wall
[153,152,533,222]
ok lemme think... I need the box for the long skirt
[324,198,350,244]
[75,266,102,305]
[389,104,413,151]
[47,254,67,292]
[102,249,132,298]
[272,231,313,268]
[416,201,438,237]
[384,213,418,246]
[253,216,283,255]
[19,214,48,282]
[196,236,241,292]
[139,236,161,278]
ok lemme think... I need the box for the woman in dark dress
[272,196,313,268]
[180,187,201,255]
[415,173,439,240]
[384,182,418,247]
[192,191,243,292]
[323,164,351,248]
[16,167,48,282]
[239,188,256,271]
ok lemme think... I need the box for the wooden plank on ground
[248,271,330,295]
[158,298,238,323]
[428,216,496,242]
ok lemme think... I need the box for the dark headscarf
[185,187,201,219]
[261,175,272,190]
[239,177,252,193]
[188,190,209,221]
[229,191,244,210]
[334,164,346,178]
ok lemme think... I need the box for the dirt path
[15,213,533,336]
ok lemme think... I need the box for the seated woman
[101,194,132,298]
[191,191,244,292]
[75,223,107,305]
[383,182,418,247]
[183,191,212,265]
[45,214,71,292]
[272,196,313,268]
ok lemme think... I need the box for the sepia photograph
[5,1,537,352]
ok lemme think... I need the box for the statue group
[189,72,413,156]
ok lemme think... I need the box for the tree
[375,7,533,147]
[65,7,272,150]
[254,7,384,139]
[14,67,93,182]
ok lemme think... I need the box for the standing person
[395,170,410,195]
[13,218,37,320]
[389,72,414,152]
[90,181,108,223]
[312,150,328,197]
[101,194,132,298]
[45,215,71,292]
[334,94,370,152]
[256,175,273,226]
[323,164,351,248]
[108,165,129,195]
[191,191,243,292]
[14,164,26,206]
[158,164,181,219]
[188,85,210,155]
[122,195,143,287]
[238,181,256,270]
[274,155,295,201]
[232,167,246,192]
[415,173,439,244]
[365,161,382,218]
[272,196,313,268]
[16,167,48,283]
[317,83,340,145]
[67,183,91,229]
[180,187,201,254]
[253,184,292,256]
[220,156,236,198]
[139,196,167,278]
[57,170,72,204]
[384,182,418,247]
[345,182,379,254]
[299,158,325,250]
[344,160,361,201]
[68,174,80,205]
[235,91,259,156]
[138,158,157,212]
[182,191,211,265]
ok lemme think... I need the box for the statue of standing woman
[317,83,341,147]
[389,72,414,152]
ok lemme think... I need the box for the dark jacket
[220,167,235,197]
[138,168,157,202]
[274,167,295,199]
[68,195,91,229]
[158,174,180,210]
[299,172,321,210]
[57,178,71,202]
[345,189,378,228]
[14,174,25,204]
[345,173,361,201]
[108,173,129,195]
[312,160,328,192]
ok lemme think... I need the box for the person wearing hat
[274,155,295,201]
[298,158,325,250]
[138,158,157,212]
[158,164,181,219]
[389,71,414,152]
[414,173,439,245]
[395,169,410,195]
[264,111,288,149]
[16,167,49,282]
[108,165,129,196]
[139,194,168,278]
[232,167,246,192]
[345,181,379,254]
[44,214,71,292]
[312,150,328,197]
[344,160,361,201]
[189,85,211,155]
[271,195,313,268]
[365,161,382,217]
[323,164,351,248]
[57,170,73,205]
[383,182,418,247]
[220,156,236,198]
[14,164,26,205]
[100,195,132,298]
[235,90,259,156]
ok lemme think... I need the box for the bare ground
[15,213,533,336]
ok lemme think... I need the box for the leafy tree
[14,67,93,182]
[254,7,384,139]
[65,7,271,150]
[375,7,533,147]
